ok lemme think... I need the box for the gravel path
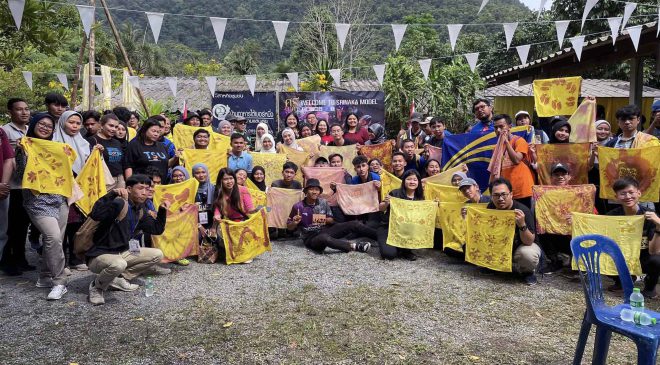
[0,239,653,365]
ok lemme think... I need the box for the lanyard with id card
[127,205,141,255]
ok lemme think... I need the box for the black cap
[409,112,423,123]
[303,178,323,194]
[551,162,569,174]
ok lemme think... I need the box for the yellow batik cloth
[210,132,231,153]
[251,153,288,187]
[153,178,199,213]
[172,124,215,150]
[532,184,596,235]
[297,135,321,156]
[266,187,303,228]
[422,164,468,185]
[359,140,394,171]
[301,167,346,206]
[571,212,644,276]
[277,145,310,182]
[247,187,267,208]
[127,127,137,141]
[427,144,442,162]
[75,149,107,215]
[535,143,591,185]
[20,137,77,198]
[386,198,437,249]
[318,145,358,172]
[221,208,272,264]
[380,170,402,200]
[438,202,488,252]
[424,182,466,203]
[465,206,515,272]
[336,181,380,215]
[152,204,200,262]
[598,146,660,202]
[532,76,582,117]
[568,98,597,143]
[181,148,227,183]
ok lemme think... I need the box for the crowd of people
[1,92,660,306]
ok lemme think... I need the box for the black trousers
[63,222,84,266]
[641,251,660,292]
[304,221,377,253]
[1,190,31,267]
[539,234,571,263]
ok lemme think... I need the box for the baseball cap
[409,112,423,123]
[551,162,570,174]
[458,178,478,189]
[420,116,432,125]
[652,99,660,112]
[514,110,530,120]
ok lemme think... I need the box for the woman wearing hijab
[259,133,277,153]
[18,113,71,300]
[217,120,233,136]
[366,123,387,145]
[589,120,613,214]
[549,118,571,144]
[53,110,90,176]
[249,166,267,191]
[254,123,270,152]
[191,163,215,236]
[170,166,190,184]
[277,128,303,151]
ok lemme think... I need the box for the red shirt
[0,129,15,182]
[344,127,370,145]
[214,186,254,221]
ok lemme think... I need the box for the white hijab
[254,122,270,152]
[260,133,277,153]
[282,127,303,151]
[53,110,90,174]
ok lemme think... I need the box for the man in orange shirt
[492,114,535,208]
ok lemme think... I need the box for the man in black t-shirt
[87,114,126,189]
[271,161,303,190]
[328,123,356,146]
[487,178,541,285]
[607,177,660,298]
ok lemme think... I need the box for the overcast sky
[520,0,552,11]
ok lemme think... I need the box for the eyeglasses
[492,192,510,200]
[37,122,54,130]
[616,191,637,197]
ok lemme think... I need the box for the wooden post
[629,57,643,108]
[87,0,96,110]
[98,0,150,115]
[70,36,87,109]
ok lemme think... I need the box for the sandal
[176,258,190,266]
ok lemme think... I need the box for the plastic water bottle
[620,308,657,326]
[145,276,154,297]
[630,288,645,312]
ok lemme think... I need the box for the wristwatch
[519,225,528,231]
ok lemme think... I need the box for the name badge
[129,239,141,255]
[199,211,208,225]
[312,214,327,225]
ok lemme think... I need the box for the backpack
[73,197,129,260]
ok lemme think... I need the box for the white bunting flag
[570,36,586,61]
[373,64,385,86]
[621,2,637,31]
[205,76,217,97]
[76,5,95,38]
[210,17,228,50]
[146,12,164,44]
[516,45,531,65]
[503,22,518,50]
[286,72,299,91]
[478,0,489,14]
[418,59,432,80]
[464,52,479,72]
[128,75,140,89]
[166,77,177,97]
[22,71,32,90]
[272,21,289,49]
[8,0,25,30]
[607,17,622,45]
[537,0,548,20]
[329,69,341,86]
[56,73,69,90]
[245,75,256,96]
[391,24,407,51]
[581,0,599,31]
[555,20,570,47]
[627,25,643,52]
[335,23,350,51]
[92,75,104,93]
[447,24,463,52]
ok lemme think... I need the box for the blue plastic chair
[571,234,660,365]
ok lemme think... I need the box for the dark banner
[279,91,385,130]
[212,91,277,135]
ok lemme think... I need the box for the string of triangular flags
[7,0,657,53]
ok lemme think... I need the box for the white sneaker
[109,277,139,292]
[71,263,88,271]
[35,277,53,288]
[63,267,72,276]
[47,285,68,300]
